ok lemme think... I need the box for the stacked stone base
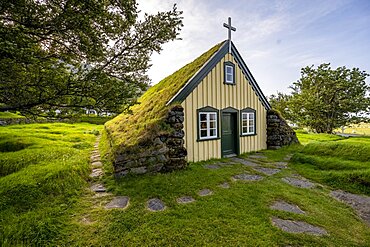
[114,105,187,177]
[267,109,299,149]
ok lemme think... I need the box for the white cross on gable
[223,17,236,53]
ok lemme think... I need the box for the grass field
[0,123,102,246]
[1,124,370,246]
[336,123,370,136]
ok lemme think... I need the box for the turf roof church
[105,18,294,176]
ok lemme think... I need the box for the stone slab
[203,164,221,169]
[272,217,327,235]
[249,154,267,159]
[282,177,315,189]
[90,168,103,178]
[90,183,106,193]
[147,198,166,211]
[330,190,370,225]
[92,161,103,168]
[105,196,130,209]
[177,196,195,204]
[253,167,281,176]
[198,189,213,196]
[270,201,305,214]
[218,182,230,189]
[230,157,259,167]
[232,173,264,181]
[272,162,288,169]
[90,154,100,161]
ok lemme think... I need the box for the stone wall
[114,105,187,177]
[266,109,299,149]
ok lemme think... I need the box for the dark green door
[221,113,237,156]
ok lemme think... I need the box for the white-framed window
[241,112,255,135]
[224,62,235,84]
[199,112,218,140]
[225,65,234,83]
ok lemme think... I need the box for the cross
[223,17,236,53]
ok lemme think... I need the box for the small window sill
[197,137,220,142]
[224,81,236,85]
[240,133,257,137]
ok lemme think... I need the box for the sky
[138,0,370,97]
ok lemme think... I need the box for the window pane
[226,74,233,82]
[242,113,248,120]
[200,122,207,129]
[210,129,217,137]
[200,113,207,121]
[249,113,254,120]
[200,130,207,137]
[249,119,254,126]
[226,66,233,73]
[209,121,216,128]
[249,126,254,133]
[242,127,248,133]
[242,120,248,128]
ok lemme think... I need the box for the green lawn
[0,111,25,119]
[1,124,370,246]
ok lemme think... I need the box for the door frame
[221,107,240,157]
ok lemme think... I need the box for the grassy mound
[0,123,102,245]
[105,42,223,156]
[291,134,370,195]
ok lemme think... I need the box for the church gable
[168,41,271,110]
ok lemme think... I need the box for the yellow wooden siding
[181,53,267,162]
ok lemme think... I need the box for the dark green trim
[240,107,257,136]
[221,108,240,156]
[196,106,220,142]
[224,61,236,85]
[167,41,271,110]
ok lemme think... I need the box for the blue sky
[138,0,370,96]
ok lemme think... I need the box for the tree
[273,63,369,133]
[0,0,183,117]
[269,92,295,121]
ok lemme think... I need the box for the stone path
[253,167,281,176]
[330,190,370,226]
[282,177,315,189]
[218,182,230,189]
[270,201,305,214]
[88,136,131,210]
[147,198,166,211]
[203,164,221,169]
[105,196,130,209]
[230,157,259,167]
[177,196,195,204]
[198,188,213,196]
[272,217,327,236]
[232,173,264,181]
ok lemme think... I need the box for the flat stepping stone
[253,167,281,176]
[232,173,264,181]
[203,164,220,169]
[105,196,129,209]
[91,161,103,168]
[272,162,288,168]
[330,190,370,225]
[147,198,166,211]
[272,217,327,235]
[230,157,259,167]
[90,183,107,192]
[90,168,103,178]
[284,155,293,161]
[177,196,195,204]
[198,188,213,196]
[249,154,267,159]
[270,201,305,214]
[91,155,101,162]
[218,182,230,189]
[282,177,315,189]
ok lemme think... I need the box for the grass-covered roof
[105,42,223,153]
